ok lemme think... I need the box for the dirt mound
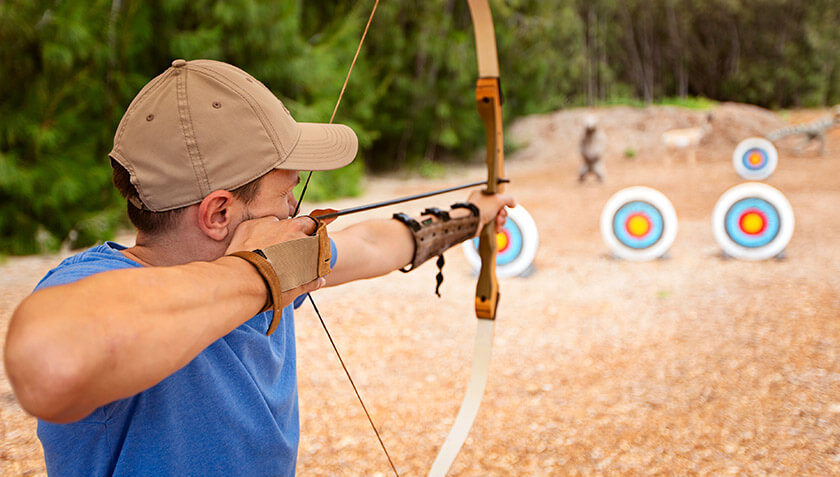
[703,102,790,151]
[509,102,789,165]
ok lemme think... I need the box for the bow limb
[428,1,504,475]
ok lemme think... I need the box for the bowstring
[307,294,398,475]
[294,0,380,215]
[296,2,398,475]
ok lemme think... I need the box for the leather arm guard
[228,217,331,336]
[393,202,480,272]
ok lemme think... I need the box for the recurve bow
[299,1,506,475]
[427,1,504,475]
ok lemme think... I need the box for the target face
[462,205,538,278]
[600,186,678,261]
[732,137,778,180]
[712,182,794,260]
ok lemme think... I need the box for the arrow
[311,178,510,220]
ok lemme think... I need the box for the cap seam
[175,66,211,197]
[189,63,292,160]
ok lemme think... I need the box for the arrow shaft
[313,178,509,220]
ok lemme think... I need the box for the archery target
[600,186,678,261]
[732,137,778,180]
[462,205,538,278]
[712,182,794,260]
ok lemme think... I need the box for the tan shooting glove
[229,217,331,335]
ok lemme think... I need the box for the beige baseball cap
[109,59,358,211]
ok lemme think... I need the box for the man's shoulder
[35,242,142,291]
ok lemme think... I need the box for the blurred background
[1,0,838,255]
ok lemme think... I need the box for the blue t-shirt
[35,241,336,476]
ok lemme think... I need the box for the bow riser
[474,78,504,320]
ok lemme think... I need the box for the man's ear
[197,190,237,241]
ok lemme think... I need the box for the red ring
[738,208,767,235]
[624,212,653,239]
[497,228,512,253]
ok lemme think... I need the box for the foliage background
[0,0,838,254]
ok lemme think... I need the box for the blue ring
[724,198,780,248]
[468,216,524,266]
[741,147,768,171]
[497,218,523,265]
[612,201,664,250]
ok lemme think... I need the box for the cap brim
[279,122,358,171]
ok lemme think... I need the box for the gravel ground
[2,105,839,476]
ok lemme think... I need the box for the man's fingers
[292,216,319,236]
[497,193,516,209]
[495,209,508,232]
[227,214,323,255]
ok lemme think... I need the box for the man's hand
[466,190,517,235]
[226,214,341,308]
[226,216,318,255]
[226,212,339,255]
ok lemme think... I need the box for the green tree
[2,0,839,255]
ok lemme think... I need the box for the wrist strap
[393,203,480,270]
[229,250,284,334]
[228,218,331,336]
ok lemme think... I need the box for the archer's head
[108,59,358,234]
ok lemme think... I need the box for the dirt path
[2,105,839,475]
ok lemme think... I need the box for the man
[4,59,514,475]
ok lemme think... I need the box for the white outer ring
[600,186,678,261]
[712,182,795,261]
[732,137,778,180]
[461,205,539,278]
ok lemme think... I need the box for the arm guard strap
[393,203,480,272]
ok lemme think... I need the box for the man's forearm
[326,206,477,286]
[4,256,267,423]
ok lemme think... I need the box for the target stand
[462,205,539,278]
[712,182,794,261]
[732,137,778,180]
[600,186,678,261]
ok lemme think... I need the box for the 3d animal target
[600,186,678,261]
[712,182,794,261]
[732,137,778,180]
[462,205,538,278]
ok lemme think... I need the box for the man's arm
[4,217,322,424]
[326,191,515,286]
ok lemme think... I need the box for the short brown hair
[110,160,263,235]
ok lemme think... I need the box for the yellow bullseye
[496,231,508,250]
[748,151,764,166]
[626,215,651,237]
[740,212,765,234]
